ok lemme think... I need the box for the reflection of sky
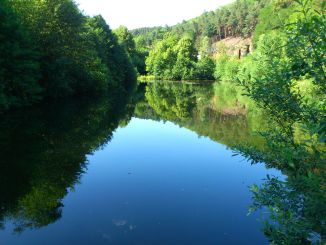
[75,0,235,29]
[3,118,282,244]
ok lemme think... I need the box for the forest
[0,0,136,111]
[2,0,324,108]
[132,0,324,82]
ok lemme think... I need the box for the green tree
[0,0,136,110]
[235,1,326,243]
[114,26,136,54]
[88,16,136,91]
[114,26,147,75]
[194,57,215,80]
[172,37,197,80]
[13,0,88,97]
[145,34,178,79]
[0,0,41,110]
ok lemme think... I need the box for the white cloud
[75,0,235,30]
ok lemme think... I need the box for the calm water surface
[0,82,283,244]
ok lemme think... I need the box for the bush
[214,55,240,82]
[193,57,215,80]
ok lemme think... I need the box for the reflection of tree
[138,81,265,149]
[237,104,326,243]
[139,81,326,243]
[0,95,133,233]
[145,82,198,121]
[243,132,326,244]
[249,172,326,244]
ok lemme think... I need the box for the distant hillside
[131,0,270,52]
[130,0,323,80]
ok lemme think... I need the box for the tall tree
[0,0,41,110]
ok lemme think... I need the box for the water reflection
[0,95,134,233]
[0,81,324,244]
[136,81,266,149]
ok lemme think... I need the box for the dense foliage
[133,0,273,80]
[0,0,42,109]
[114,26,148,75]
[0,0,136,111]
[145,35,215,80]
[133,0,324,83]
[232,0,326,243]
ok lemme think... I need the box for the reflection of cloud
[112,219,137,233]
[98,230,112,242]
[112,219,127,226]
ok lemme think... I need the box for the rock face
[211,37,253,58]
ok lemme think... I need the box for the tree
[114,26,136,54]
[0,0,41,110]
[145,34,178,79]
[236,1,326,242]
[114,26,147,75]
[87,16,136,91]
[14,0,88,97]
[194,57,215,80]
[0,0,136,111]
[172,37,197,80]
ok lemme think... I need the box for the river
[0,81,284,244]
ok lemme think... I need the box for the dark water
[0,82,283,244]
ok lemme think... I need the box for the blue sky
[75,0,235,30]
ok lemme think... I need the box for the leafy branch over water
[234,1,326,243]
